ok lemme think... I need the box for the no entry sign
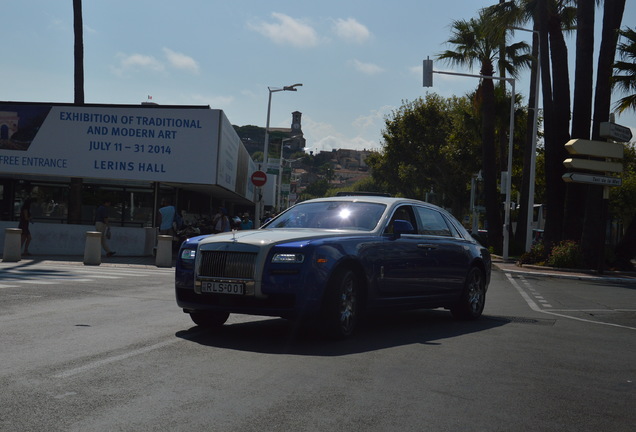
[251,170,267,187]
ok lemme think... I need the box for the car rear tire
[189,311,230,328]
[323,268,359,339]
[450,267,486,320]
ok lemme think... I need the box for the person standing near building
[158,198,176,236]
[212,207,231,233]
[240,213,253,230]
[95,199,115,257]
[18,198,33,256]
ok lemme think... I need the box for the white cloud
[303,115,384,153]
[351,59,384,75]
[190,93,235,107]
[353,105,392,131]
[163,48,200,74]
[248,13,319,48]
[111,53,164,77]
[333,18,371,43]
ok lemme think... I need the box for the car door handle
[417,244,438,250]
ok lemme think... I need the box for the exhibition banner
[0,103,220,184]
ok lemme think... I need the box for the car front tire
[451,267,486,320]
[189,311,230,328]
[322,268,359,339]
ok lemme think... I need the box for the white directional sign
[563,157,623,173]
[565,139,624,159]
[600,122,633,143]
[562,172,622,187]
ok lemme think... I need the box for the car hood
[197,229,362,247]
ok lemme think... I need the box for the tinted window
[384,205,417,234]
[413,207,453,237]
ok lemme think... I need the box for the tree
[581,0,627,269]
[610,26,636,270]
[369,94,482,214]
[73,0,84,105]
[610,145,636,270]
[438,9,530,253]
[69,0,84,225]
[612,26,636,113]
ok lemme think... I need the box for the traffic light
[423,57,433,87]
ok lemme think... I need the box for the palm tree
[438,9,530,254]
[581,0,627,270]
[612,27,636,113]
[609,25,635,271]
[485,1,542,253]
[69,0,84,224]
[73,0,84,105]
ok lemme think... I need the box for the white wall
[0,222,155,256]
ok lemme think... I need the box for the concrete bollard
[3,228,22,262]
[144,227,157,256]
[155,235,173,268]
[84,231,102,266]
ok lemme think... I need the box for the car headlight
[272,253,305,264]
[180,249,196,260]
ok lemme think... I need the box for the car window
[267,201,386,231]
[413,206,454,237]
[384,205,417,234]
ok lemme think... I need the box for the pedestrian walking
[95,199,116,257]
[158,198,177,237]
[18,198,33,255]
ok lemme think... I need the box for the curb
[493,262,636,283]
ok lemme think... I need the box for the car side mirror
[393,219,415,236]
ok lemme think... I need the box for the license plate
[201,281,245,295]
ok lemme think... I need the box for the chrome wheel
[451,267,485,320]
[324,268,359,339]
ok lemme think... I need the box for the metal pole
[470,175,478,235]
[255,89,274,228]
[525,30,541,252]
[503,79,515,261]
[277,142,283,211]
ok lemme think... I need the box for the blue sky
[1,1,634,153]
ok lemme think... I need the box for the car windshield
[266,201,386,231]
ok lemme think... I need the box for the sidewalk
[3,253,635,283]
[492,257,636,283]
[1,254,172,269]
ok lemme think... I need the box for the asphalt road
[0,262,634,432]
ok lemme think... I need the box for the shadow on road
[176,309,513,356]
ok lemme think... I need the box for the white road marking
[505,273,636,331]
[53,339,180,379]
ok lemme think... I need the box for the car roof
[301,195,439,209]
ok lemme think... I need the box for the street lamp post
[256,83,302,227]
[276,136,302,211]
[511,26,541,252]
[423,60,515,260]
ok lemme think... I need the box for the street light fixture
[263,84,303,167]
[255,83,302,227]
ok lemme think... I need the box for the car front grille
[199,251,257,279]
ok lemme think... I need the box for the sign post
[563,133,626,274]
[250,170,267,187]
[600,121,633,143]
